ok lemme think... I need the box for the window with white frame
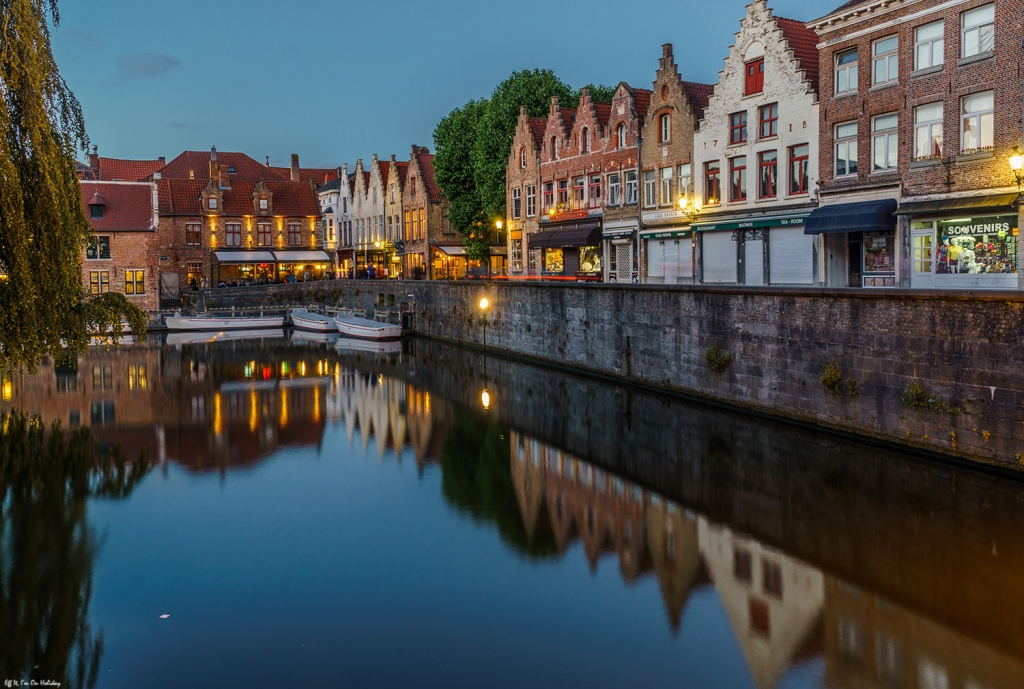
[660,114,671,143]
[961,5,994,58]
[520,148,527,168]
[643,170,657,208]
[625,171,638,205]
[915,20,944,70]
[872,36,898,85]
[835,48,859,94]
[872,113,898,172]
[526,185,536,217]
[660,167,673,206]
[913,103,943,160]
[510,239,523,272]
[617,124,626,149]
[512,187,522,219]
[960,90,993,154]
[677,163,692,196]
[608,174,621,206]
[835,122,858,177]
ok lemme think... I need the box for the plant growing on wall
[704,344,732,374]
[902,382,961,414]
[819,360,844,397]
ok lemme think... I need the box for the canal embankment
[195,280,1024,471]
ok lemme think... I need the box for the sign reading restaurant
[692,215,807,232]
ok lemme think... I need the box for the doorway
[847,237,862,287]
[911,222,935,289]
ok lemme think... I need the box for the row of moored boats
[164,308,402,340]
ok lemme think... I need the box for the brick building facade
[807,0,1024,290]
[155,148,324,297]
[506,109,546,277]
[638,44,713,285]
[80,181,160,311]
[693,0,822,287]
[403,146,453,279]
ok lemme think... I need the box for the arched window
[660,114,671,143]
[519,147,527,168]
[550,136,559,160]
[581,127,590,154]
[617,124,626,149]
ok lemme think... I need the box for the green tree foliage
[432,99,489,240]
[472,70,573,221]
[0,1,146,373]
[439,409,559,560]
[573,83,618,105]
[0,411,151,687]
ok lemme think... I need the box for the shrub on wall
[704,344,732,374]
[902,382,961,415]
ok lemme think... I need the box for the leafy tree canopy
[432,99,489,244]
[0,0,146,373]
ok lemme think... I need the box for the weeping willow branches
[0,0,144,373]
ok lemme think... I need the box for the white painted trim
[816,0,969,48]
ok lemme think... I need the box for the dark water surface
[2,335,1023,688]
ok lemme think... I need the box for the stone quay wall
[200,280,1024,470]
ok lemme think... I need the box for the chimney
[209,146,219,180]
[266,156,270,167]
[89,145,99,173]
[158,156,165,164]
[290,154,300,182]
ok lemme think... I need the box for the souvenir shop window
[579,246,602,274]
[544,248,564,273]
[937,217,1018,275]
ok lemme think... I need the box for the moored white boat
[165,314,285,331]
[290,308,339,332]
[333,316,402,340]
[335,337,402,354]
[165,329,285,346]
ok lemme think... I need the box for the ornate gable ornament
[252,180,272,216]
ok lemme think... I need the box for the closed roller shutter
[702,231,737,284]
[677,238,694,284]
[646,240,665,283]
[769,227,814,284]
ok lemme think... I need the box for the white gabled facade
[693,0,821,286]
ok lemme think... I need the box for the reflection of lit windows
[1,378,12,401]
[734,548,753,583]
[838,616,864,662]
[919,658,948,689]
[876,633,903,686]
[92,366,112,390]
[128,364,147,391]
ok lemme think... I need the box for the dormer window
[228,166,236,174]
[90,204,104,219]
[259,197,268,210]
[208,197,218,210]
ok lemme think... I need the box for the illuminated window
[704,161,721,205]
[88,271,109,295]
[256,223,271,246]
[124,270,145,295]
[128,364,147,391]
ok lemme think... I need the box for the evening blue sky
[54,0,839,169]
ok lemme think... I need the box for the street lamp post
[1010,146,1024,191]
[479,296,491,410]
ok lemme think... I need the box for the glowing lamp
[479,297,489,310]
[481,389,491,410]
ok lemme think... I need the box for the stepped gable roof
[377,160,390,186]
[593,102,612,127]
[776,17,820,93]
[159,151,276,181]
[270,166,340,185]
[363,172,371,189]
[394,161,409,186]
[348,173,356,197]
[632,88,653,118]
[528,117,547,144]
[415,152,442,203]
[158,178,319,216]
[96,157,165,182]
[681,81,715,122]
[80,181,155,231]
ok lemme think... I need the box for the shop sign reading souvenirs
[938,215,1017,237]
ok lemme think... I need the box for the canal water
[2,335,1023,688]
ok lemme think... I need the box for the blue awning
[804,199,897,235]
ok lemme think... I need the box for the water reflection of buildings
[1,345,447,473]
[510,431,1024,689]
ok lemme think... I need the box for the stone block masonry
[204,280,1024,470]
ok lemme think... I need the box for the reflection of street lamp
[1011,146,1024,191]
[479,297,490,349]
[481,388,491,410]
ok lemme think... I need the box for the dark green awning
[895,193,1019,215]
[804,199,897,235]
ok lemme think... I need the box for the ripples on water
[1,334,1023,688]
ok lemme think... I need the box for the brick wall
[204,279,1024,470]
[81,230,160,311]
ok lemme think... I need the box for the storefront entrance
[911,226,935,289]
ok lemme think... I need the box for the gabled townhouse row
[506,0,1024,291]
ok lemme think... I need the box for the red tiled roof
[681,81,715,123]
[159,151,277,181]
[394,161,409,186]
[377,161,390,187]
[528,117,547,144]
[416,152,442,203]
[158,178,320,216]
[363,172,371,190]
[80,181,155,231]
[777,17,820,94]
[269,167,340,185]
[632,88,653,118]
[593,103,612,127]
[348,174,356,197]
[97,157,165,182]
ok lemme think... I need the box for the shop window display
[545,248,564,274]
[579,246,602,275]
[862,231,896,287]
[936,216,1017,275]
